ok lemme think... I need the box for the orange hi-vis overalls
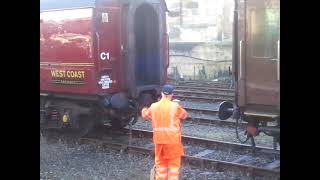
[142,98,188,180]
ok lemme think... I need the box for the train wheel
[138,93,154,109]
[40,97,48,126]
[68,115,95,138]
[111,115,138,130]
[111,117,129,130]
[235,116,250,144]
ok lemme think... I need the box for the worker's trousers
[154,144,183,180]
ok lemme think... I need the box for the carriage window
[249,0,279,58]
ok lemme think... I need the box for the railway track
[173,95,230,103]
[175,85,234,94]
[78,127,280,179]
[174,94,234,103]
[175,89,234,98]
[185,115,245,127]
[184,106,218,116]
[173,88,234,103]
[125,128,279,156]
[169,80,235,103]
[171,80,232,89]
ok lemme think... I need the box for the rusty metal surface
[174,85,234,93]
[236,0,280,111]
[174,94,234,103]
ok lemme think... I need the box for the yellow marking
[244,112,278,118]
[66,70,85,78]
[52,80,85,85]
[51,70,85,79]
[40,63,94,67]
[62,115,69,123]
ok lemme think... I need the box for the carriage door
[94,7,122,92]
[243,0,280,106]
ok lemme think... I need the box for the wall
[168,42,232,80]
[166,0,234,80]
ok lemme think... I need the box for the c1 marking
[100,52,110,60]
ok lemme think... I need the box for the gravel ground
[130,137,153,148]
[178,95,234,101]
[40,135,152,180]
[133,118,274,148]
[40,134,276,180]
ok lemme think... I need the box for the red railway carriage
[40,0,169,133]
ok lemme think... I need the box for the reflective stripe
[168,169,179,173]
[168,167,179,171]
[156,165,168,180]
[168,173,179,176]
[168,167,180,179]
[156,173,168,178]
[153,127,179,132]
[168,177,179,180]
[156,167,168,172]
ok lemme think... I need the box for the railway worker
[141,84,188,180]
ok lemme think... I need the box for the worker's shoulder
[171,101,184,109]
[150,101,160,108]
[171,101,179,106]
